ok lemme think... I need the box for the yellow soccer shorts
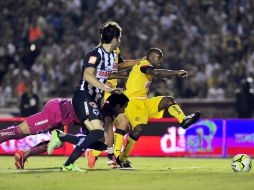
[124,96,164,129]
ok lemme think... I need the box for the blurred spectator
[150,79,173,97]
[20,84,39,117]
[28,20,44,43]
[0,0,254,107]
[235,77,254,118]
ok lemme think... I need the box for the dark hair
[147,48,163,58]
[107,93,129,108]
[100,21,122,44]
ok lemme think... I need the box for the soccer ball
[231,154,252,172]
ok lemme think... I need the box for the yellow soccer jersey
[124,60,153,98]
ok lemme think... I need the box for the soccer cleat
[180,111,201,129]
[14,150,27,170]
[86,150,98,169]
[121,160,132,169]
[106,154,118,168]
[116,156,123,166]
[61,164,86,172]
[116,156,132,169]
[47,130,62,155]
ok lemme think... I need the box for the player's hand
[177,70,188,78]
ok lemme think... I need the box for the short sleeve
[140,65,154,74]
[83,50,101,69]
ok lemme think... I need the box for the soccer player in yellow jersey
[104,47,142,100]
[114,48,201,168]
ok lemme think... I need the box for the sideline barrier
[0,118,253,157]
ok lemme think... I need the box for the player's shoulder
[86,46,102,57]
[138,60,151,67]
[135,60,153,71]
[83,46,102,64]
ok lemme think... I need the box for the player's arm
[83,68,111,91]
[83,52,121,93]
[108,69,130,79]
[118,59,141,70]
[103,116,114,147]
[118,54,146,70]
[140,66,188,78]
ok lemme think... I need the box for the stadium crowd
[0,0,254,107]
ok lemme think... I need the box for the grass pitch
[0,156,253,190]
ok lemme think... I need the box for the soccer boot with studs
[180,111,201,129]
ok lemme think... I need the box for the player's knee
[114,114,129,131]
[19,121,31,135]
[159,96,176,110]
[130,124,146,141]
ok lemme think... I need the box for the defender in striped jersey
[62,21,123,170]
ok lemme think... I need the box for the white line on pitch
[0,169,61,173]
[170,166,206,170]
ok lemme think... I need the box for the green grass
[0,156,253,190]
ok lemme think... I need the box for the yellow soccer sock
[91,149,102,157]
[114,129,125,158]
[120,136,137,161]
[168,104,186,123]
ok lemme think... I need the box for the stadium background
[0,0,254,157]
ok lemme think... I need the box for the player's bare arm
[118,59,141,70]
[140,66,188,78]
[108,69,129,79]
[84,67,122,93]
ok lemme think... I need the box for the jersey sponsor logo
[97,70,111,78]
[0,131,15,136]
[35,119,48,126]
[93,109,99,115]
[88,56,97,64]
[135,117,140,121]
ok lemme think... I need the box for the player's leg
[118,99,148,168]
[48,129,107,151]
[158,96,200,129]
[48,129,107,168]
[98,118,118,167]
[86,114,128,168]
[0,120,28,144]
[61,91,103,170]
[84,117,121,168]
[119,123,147,168]
[113,113,129,158]
[63,119,104,167]
[14,140,50,169]
[9,99,63,145]
[88,117,115,165]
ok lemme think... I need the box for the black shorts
[72,90,102,123]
